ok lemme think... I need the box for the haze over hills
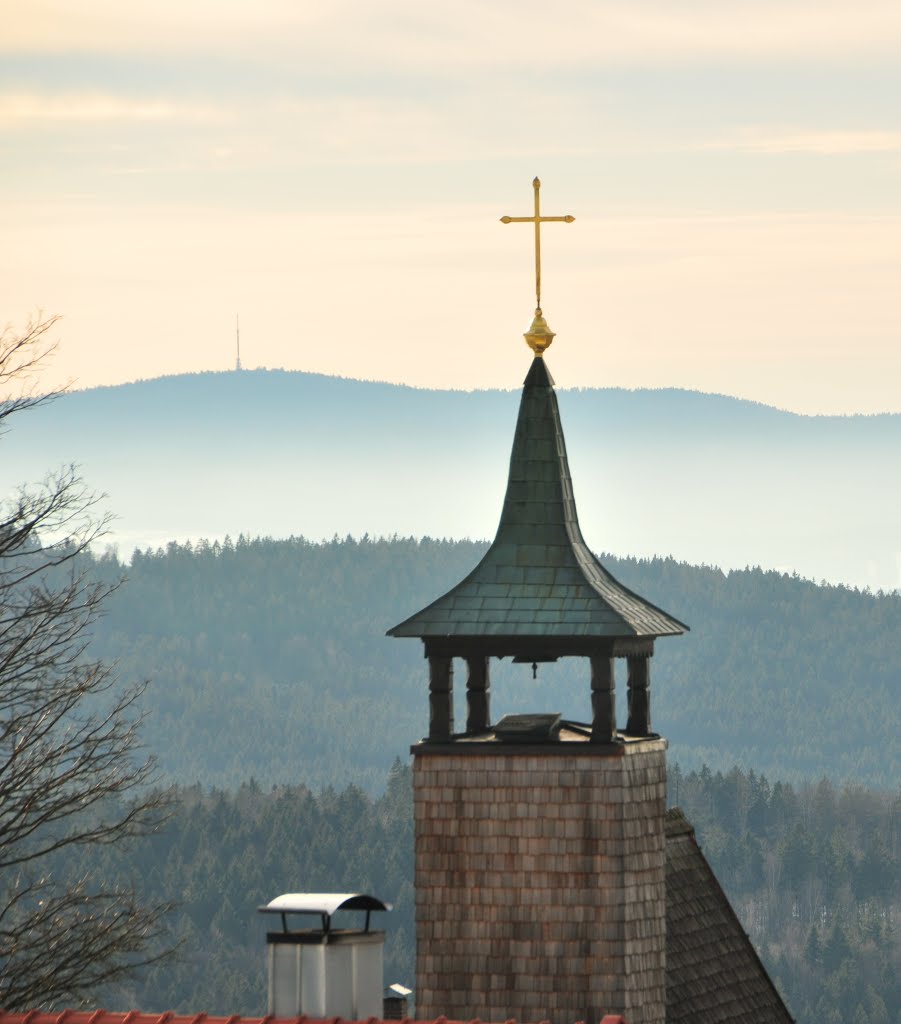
[1,367,898,592]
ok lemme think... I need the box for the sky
[2,0,900,414]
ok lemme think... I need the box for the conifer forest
[86,764,898,1024]
[14,538,901,1022]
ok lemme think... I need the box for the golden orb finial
[524,308,555,356]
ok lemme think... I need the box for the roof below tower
[388,357,687,649]
[665,808,794,1024]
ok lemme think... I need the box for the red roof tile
[0,1014,627,1024]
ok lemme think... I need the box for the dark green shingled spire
[388,357,686,643]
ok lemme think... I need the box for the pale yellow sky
[2,0,900,412]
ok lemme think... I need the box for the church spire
[389,177,686,746]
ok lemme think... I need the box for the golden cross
[500,177,575,313]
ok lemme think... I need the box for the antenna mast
[235,314,242,371]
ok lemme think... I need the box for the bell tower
[388,180,687,1024]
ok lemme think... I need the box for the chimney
[259,892,391,1019]
[383,982,413,1019]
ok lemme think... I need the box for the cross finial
[501,177,575,355]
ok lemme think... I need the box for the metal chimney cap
[258,893,392,916]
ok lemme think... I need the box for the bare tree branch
[0,315,174,1009]
[0,314,66,429]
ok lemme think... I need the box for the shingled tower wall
[413,739,667,1024]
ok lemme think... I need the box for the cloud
[264,93,598,166]
[704,128,901,155]
[4,0,901,68]
[0,82,600,167]
[0,92,221,124]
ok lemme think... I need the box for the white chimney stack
[259,893,392,1019]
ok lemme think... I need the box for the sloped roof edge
[665,807,795,1024]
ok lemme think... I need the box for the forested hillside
[85,765,897,1024]
[670,766,898,1024]
[86,536,899,790]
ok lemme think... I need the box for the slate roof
[388,357,686,641]
[665,808,794,1024]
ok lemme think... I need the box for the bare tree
[0,316,172,1009]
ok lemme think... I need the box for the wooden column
[590,654,616,743]
[625,654,651,736]
[428,655,454,741]
[465,655,490,733]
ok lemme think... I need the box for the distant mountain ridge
[2,368,898,591]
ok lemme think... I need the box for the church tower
[388,180,687,1024]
